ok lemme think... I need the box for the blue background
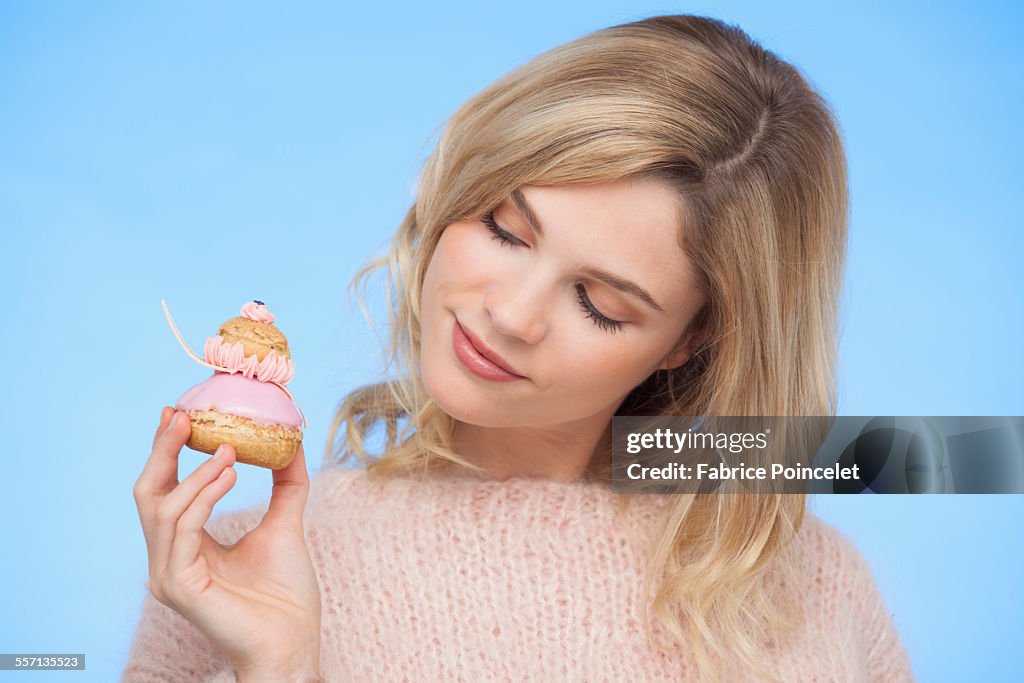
[1,1,1021,681]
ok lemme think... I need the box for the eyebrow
[509,188,666,314]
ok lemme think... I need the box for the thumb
[264,443,310,529]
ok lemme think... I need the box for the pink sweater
[122,465,915,681]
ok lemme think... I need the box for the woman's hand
[133,407,323,681]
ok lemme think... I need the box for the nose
[483,272,549,345]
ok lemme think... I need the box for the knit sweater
[121,464,915,682]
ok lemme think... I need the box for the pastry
[167,300,304,470]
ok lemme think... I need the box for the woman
[126,14,914,682]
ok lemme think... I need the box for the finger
[135,408,188,554]
[263,443,310,529]
[151,406,175,450]
[152,443,236,579]
[135,407,177,540]
[136,409,192,503]
[166,461,237,577]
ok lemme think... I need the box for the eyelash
[481,211,625,334]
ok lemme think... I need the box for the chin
[426,382,517,428]
[421,374,516,430]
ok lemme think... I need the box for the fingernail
[212,444,225,459]
[168,413,179,431]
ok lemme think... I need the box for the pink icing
[241,301,276,324]
[175,372,302,428]
[204,335,295,385]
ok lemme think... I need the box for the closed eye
[482,211,523,247]
[480,211,625,334]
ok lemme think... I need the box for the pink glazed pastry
[174,300,303,470]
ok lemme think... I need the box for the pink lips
[452,319,526,382]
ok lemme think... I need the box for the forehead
[525,174,680,223]
[513,178,697,295]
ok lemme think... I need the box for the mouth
[452,318,527,382]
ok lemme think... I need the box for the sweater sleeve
[120,506,264,682]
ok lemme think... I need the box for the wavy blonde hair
[324,14,847,682]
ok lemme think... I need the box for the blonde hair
[325,14,847,682]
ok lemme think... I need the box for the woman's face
[420,176,706,429]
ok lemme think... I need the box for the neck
[447,412,614,483]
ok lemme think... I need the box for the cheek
[423,225,492,299]
[422,224,489,328]
[527,296,681,397]
[555,338,659,395]
[442,223,494,272]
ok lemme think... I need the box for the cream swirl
[204,335,295,385]
[241,300,276,325]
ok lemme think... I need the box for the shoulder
[782,511,888,623]
[309,463,374,502]
[790,514,914,678]
[792,512,870,572]
[783,511,878,594]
